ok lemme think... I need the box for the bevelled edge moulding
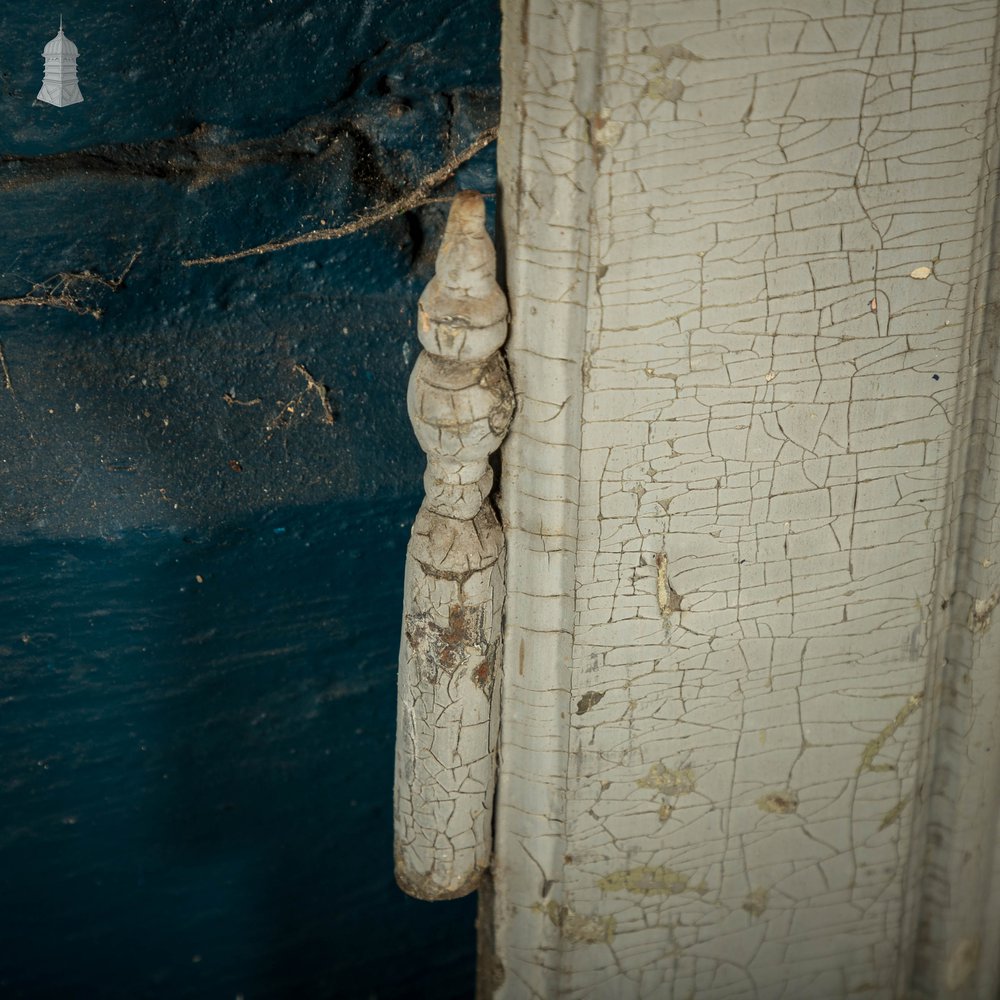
[393,190,513,901]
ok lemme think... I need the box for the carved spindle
[394,191,513,900]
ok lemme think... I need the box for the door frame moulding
[487,0,1000,997]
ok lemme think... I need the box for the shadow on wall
[0,498,477,998]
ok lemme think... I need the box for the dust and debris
[291,363,336,424]
[184,127,498,266]
[0,342,11,390]
[222,392,262,407]
[0,249,140,318]
[265,362,337,438]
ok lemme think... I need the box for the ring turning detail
[393,191,513,900]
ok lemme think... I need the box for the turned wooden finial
[393,192,513,900]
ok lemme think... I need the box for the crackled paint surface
[395,192,512,900]
[491,1,1000,998]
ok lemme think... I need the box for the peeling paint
[405,604,489,682]
[945,938,980,990]
[575,691,605,715]
[588,110,623,153]
[654,553,682,621]
[971,591,999,632]
[598,866,707,897]
[742,887,769,917]
[757,791,799,815]
[542,900,616,945]
[644,76,684,103]
[637,763,695,795]
[858,693,924,775]
[879,795,910,832]
[645,42,702,65]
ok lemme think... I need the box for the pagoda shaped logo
[37,17,83,108]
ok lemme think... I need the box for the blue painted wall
[0,3,498,996]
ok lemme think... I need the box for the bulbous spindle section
[394,191,513,900]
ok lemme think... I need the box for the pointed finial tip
[447,190,487,236]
